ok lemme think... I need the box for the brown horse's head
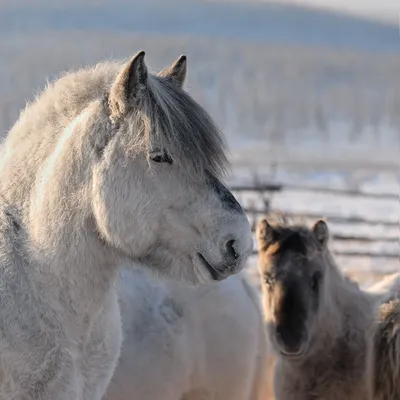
[257,218,330,359]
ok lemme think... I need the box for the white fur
[104,268,270,400]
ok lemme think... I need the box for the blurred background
[0,0,398,285]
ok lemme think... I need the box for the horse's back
[105,268,192,400]
[367,273,400,297]
[104,268,267,400]
[189,275,266,399]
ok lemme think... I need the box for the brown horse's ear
[257,218,277,251]
[157,55,187,88]
[312,220,329,247]
[109,50,148,118]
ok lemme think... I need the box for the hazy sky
[282,0,398,24]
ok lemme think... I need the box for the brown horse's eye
[150,151,173,165]
[311,271,322,293]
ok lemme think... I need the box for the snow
[227,155,399,288]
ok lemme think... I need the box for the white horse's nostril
[225,239,239,260]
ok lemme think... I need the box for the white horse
[103,267,270,400]
[0,51,253,399]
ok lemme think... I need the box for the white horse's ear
[312,220,329,247]
[109,50,148,118]
[257,218,277,251]
[157,55,187,88]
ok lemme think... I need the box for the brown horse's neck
[307,252,374,367]
[274,252,375,399]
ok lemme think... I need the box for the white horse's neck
[23,112,123,328]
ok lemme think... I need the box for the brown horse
[367,282,400,400]
[256,218,398,400]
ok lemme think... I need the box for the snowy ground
[226,151,399,292]
[0,0,398,293]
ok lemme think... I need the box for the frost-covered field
[226,156,399,292]
[0,0,398,291]
[1,1,400,154]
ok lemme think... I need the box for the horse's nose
[215,217,253,275]
[276,325,307,355]
[224,239,239,261]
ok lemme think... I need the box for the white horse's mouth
[197,253,224,281]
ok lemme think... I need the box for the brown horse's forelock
[267,226,313,259]
[275,231,309,257]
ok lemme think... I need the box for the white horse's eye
[150,151,173,165]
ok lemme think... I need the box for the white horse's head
[91,52,252,284]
